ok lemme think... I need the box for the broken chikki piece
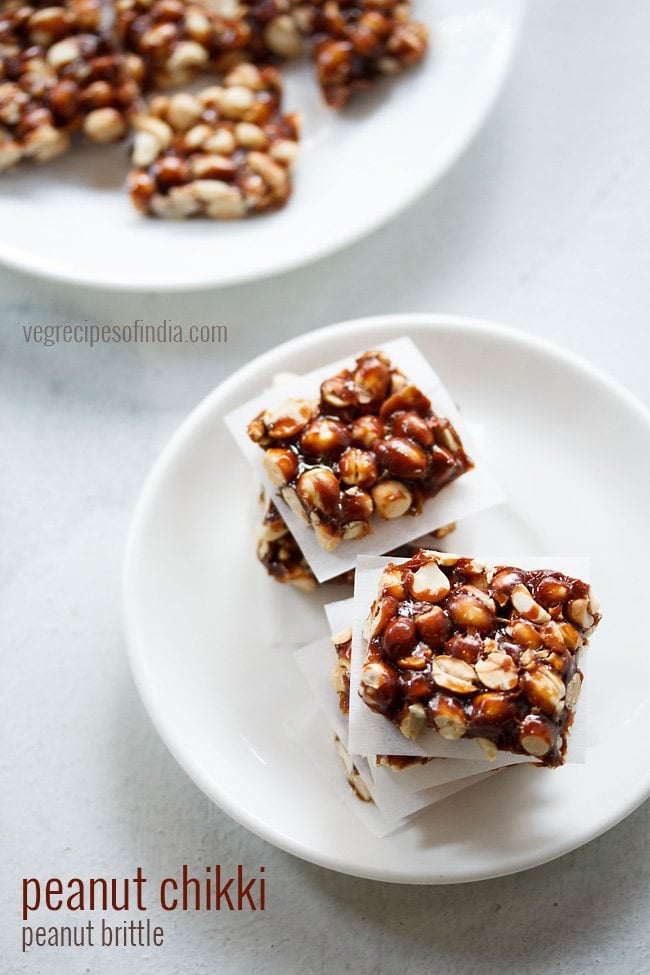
[0,0,144,170]
[114,0,255,88]
[309,0,428,108]
[358,551,601,768]
[127,61,299,217]
[247,349,472,552]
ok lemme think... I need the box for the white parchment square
[284,700,406,837]
[225,337,505,582]
[294,635,350,748]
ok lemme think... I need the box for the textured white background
[1,1,649,971]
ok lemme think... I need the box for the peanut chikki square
[0,0,144,170]
[247,350,473,552]
[358,551,601,767]
[127,61,299,217]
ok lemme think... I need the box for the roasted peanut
[374,437,428,479]
[379,566,406,600]
[300,418,350,458]
[475,651,519,691]
[408,560,450,602]
[379,384,431,419]
[390,411,434,447]
[491,568,523,605]
[350,415,385,448]
[508,620,543,650]
[565,672,582,710]
[311,515,343,551]
[566,597,594,629]
[340,485,373,522]
[430,656,477,695]
[338,447,378,487]
[444,632,482,665]
[427,694,468,739]
[296,467,340,515]
[371,480,412,519]
[510,584,552,624]
[415,606,451,648]
[520,666,566,716]
[341,519,370,540]
[382,617,417,659]
[447,589,496,633]
[262,447,297,486]
[320,376,357,409]
[399,702,426,739]
[280,485,309,524]
[470,692,519,727]
[263,398,313,439]
[518,714,555,757]
[535,576,570,607]
[368,595,398,638]
[359,660,399,713]
[354,355,391,405]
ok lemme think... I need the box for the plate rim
[123,312,650,883]
[0,0,526,292]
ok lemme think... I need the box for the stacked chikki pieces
[236,341,484,588]
[1,0,429,217]
[314,551,600,832]
[227,340,603,832]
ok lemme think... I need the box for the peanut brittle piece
[1,0,144,171]
[127,62,299,217]
[358,551,601,767]
[309,0,428,107]
[248,349,472,552]
[114,0,254,87]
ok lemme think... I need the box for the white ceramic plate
[0,0,524,291]
[123,314,650,883]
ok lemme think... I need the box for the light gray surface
[1,1,649,972]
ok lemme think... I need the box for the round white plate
[124,314,650,883]
[0,0,524,291]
